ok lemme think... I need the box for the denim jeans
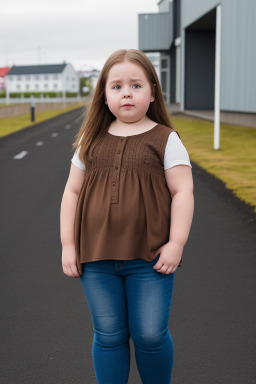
[80,253,175,384]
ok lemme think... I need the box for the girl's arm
[60,163,85,278]
[153,165,194,274]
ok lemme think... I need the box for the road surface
[0,107,256,383]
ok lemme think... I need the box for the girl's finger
[157,264,169,274]
[153,260,164,270]
[71,265,79,278]
[165,266,174,274]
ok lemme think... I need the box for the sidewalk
[167,103,256,128]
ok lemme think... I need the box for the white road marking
[51,133,58,137]
[74,118,81,124]
[13,151,28,159]
[35,141,44,146]
[65,124,71,129]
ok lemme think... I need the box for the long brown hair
[72,49,175,169]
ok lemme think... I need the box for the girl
[60,49,194,383]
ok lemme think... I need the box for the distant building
[0,67,10,90]
[77,65,100,89]
[139,0,256,120]
[5,63,79,94]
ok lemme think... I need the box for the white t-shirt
[71,131,192,171]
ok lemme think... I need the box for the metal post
[30,95,35,122]
[62,77,66,108]
[214,5,221,150]
[6,89,9,105]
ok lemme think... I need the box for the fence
[0,97,88,119]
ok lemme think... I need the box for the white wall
[5,64,79,94]
[62,64,79,93]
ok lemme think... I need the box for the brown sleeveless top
[74,124,183,276]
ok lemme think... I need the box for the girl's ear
[151,84,156,102]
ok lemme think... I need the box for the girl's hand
[153,241,183,274]
[62,244,80,278]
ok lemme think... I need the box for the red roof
[0,67,11,77]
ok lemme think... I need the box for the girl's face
[105,60,154,124]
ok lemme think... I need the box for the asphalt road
[0,108,256,384]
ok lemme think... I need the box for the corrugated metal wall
[138,3,173,52]
[220,0,256,112]
[182,0,219,27]
[181,0,256,113]
[138,11,173,51]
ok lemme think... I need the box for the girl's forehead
[107,61,147,81]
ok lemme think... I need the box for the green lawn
[171,115,256,213]
[0,102,85,137]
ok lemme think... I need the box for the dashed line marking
[65,124,71,129]
[13,151,28,159]
[35,141,44,146]
[74,118,81,124]
[51,133,58,137]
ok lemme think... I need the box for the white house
[5,63,79,95]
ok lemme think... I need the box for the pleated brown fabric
[74,124,183,276]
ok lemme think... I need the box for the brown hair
[72,49,175,169]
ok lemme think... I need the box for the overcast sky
[1,0,158,71]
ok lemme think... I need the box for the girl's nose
[122,87,132,98]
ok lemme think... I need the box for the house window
[66,76,69,81]
[54,84,58,89]
[72,77,76,81]
[26,84,30,90]
[44,84,48,89]
[35,84,39,89]
[53,74,58,80]
[35,75,40,80]
[44,75,49,80]
[161,59,168,69]
[25,75,30,80]
[9,76,13,81]
[72,84,76,88]
[16,84,21,89]
[17,76,22,81]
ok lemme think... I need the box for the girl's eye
[133,84,141,89]
[113,85,121,90]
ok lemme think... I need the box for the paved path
[0,108,256,383]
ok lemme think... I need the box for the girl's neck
[108,117,157,136]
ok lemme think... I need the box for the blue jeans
[80,254,175,384]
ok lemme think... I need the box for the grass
[0,102,85,138]
[171,115,256,213]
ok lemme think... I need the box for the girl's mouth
[122,104,134,108]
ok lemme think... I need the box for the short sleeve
[71,146,86,170]
[164,132,192,170]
